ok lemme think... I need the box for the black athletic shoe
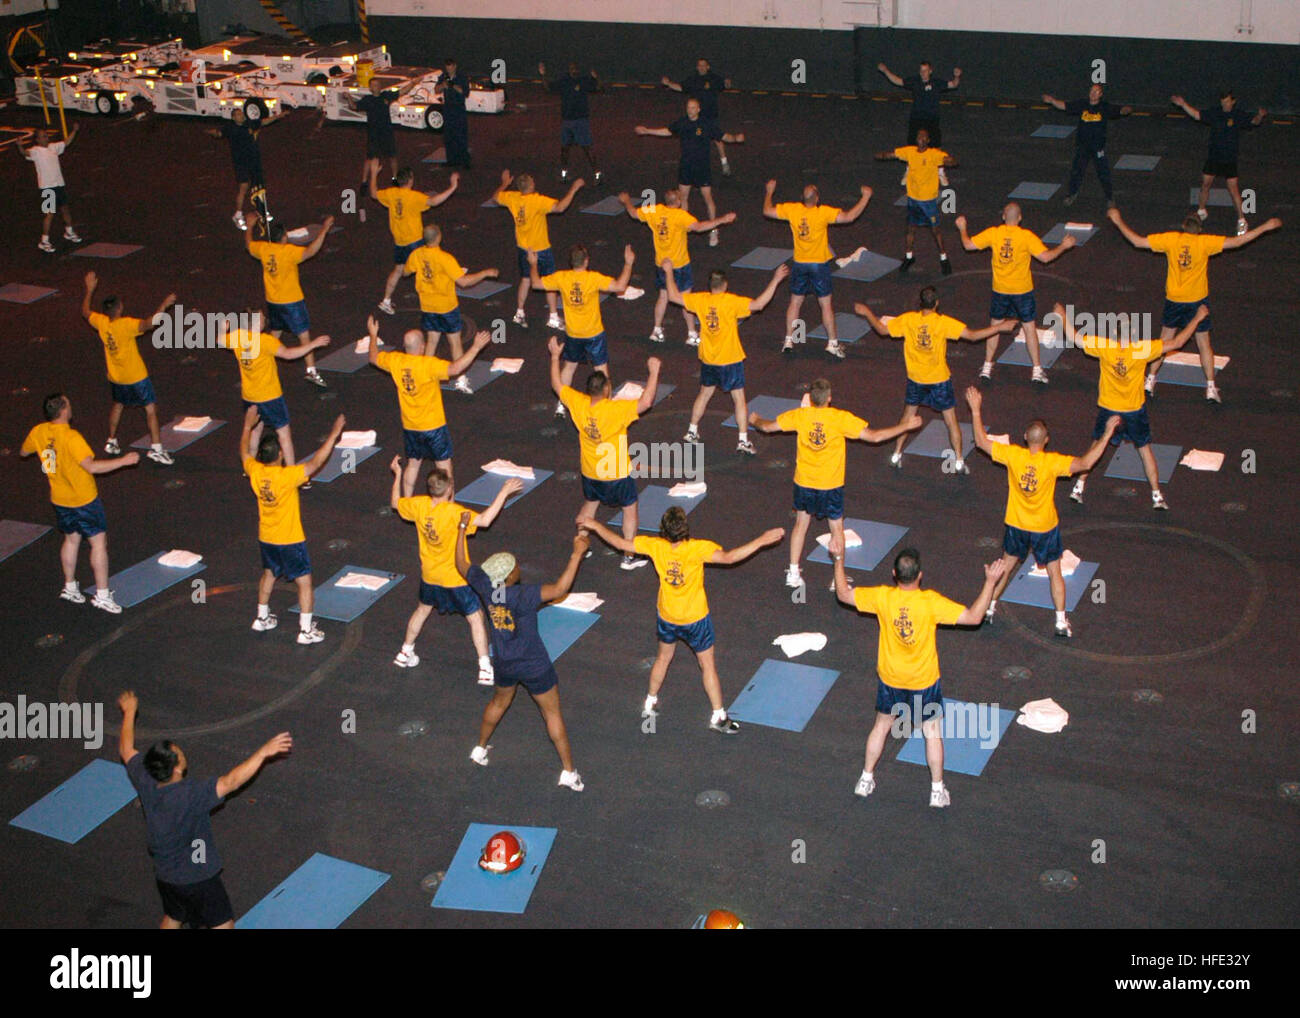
[898,255,915,275]
[940,258,952,276]
[709,715,741,735]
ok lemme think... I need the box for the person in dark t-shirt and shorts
[1172,90,1266,236]
[663,59,734,174]
[878,59,961,146]
[1042,84,1132,207]
[206,106,283,232]
[540,61,603,183]
[346,77,400,187]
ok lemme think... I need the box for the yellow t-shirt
[853,586,965,689]
[248,240,306,305]
[376,186,432,246]
[244,457,308,545]
[88,312,148,385]
[887,310,965,384]
[989,442,1076,533]
[542,269,613,339]
[375,350,451,431]
[682,291,751,366]
[21,421,97,508]
[405,245,464,314]
[775,405,869,490]
[397,496,477,586]
[498,190,557,250]
[1147,232,1225,303]
[1076,334,1165,413]
[637,204,697,267]
[774,202,840,263]
[970,224,1046,296]
[895,146,948,202]
[633,535,721,626]
[222,330,283,403]
[558,387,640,480]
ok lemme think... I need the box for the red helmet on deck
[479,830,526,874]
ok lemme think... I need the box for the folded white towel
[772,632,828,657]
[287,227,311,241]
[354,336,384,354]
[816,529,862,550]
[173,415,212,432]
[1180,448,1224,472]
[1030,549,1081,577]
[988,433,1010,444]
[668,481,707,498]
[618,285,645,301]
[158,549,202,568]
[481,459,536,480]
[554,591,604,613]
[1017,697,1070,733]
[613,381,644,401]
[336,571,388,591]
[491,357,524,373]
[1016,326,1059,347]
[835,246,869,268]
[1164,351,1229,369]
[337,430,377,449]
[1064,222,1094,231]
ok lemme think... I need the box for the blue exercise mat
[316,343,380,374]
[1104,441,1182,483]
[422,147,447,164]
[88,552,206,609]
[10,759,136,845]
[727,658,840,733]
[481,197,499,208]
[440,359,504,393]
[457,280,511,300]
[1156,359,1219,387]
[579,195,625,216]
[731,247,792,271]
[1189,187,1234,207]
[999,559,1099,611]
[805,518,909,572]
[130,416,226,452]
[291,566,404,623]
[832,251,902,282]
[1009,181,1060,201]
[457,468,553,509]
[239,852,389,929]
[1041,222,1098,246]
[893,193,909,207]
[433,823,558,914]
[609,483,704,532]
[538,606,600,661]
[1031,124,1074,139]
[904,419,974,460]
[895,700,1017,776]
[1114,154,1160,171]
[997,337,1065,368]
[722,394,800,428]
[309,443,382,484]
[0,520,51,564]
[73,242,144,259]
[617,381,675,407]
[0,283,57,304]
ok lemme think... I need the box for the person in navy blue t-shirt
[663,59,735,174]
[878,59,962,146]
[539,61,603,184]
[1042,83,1132,207]
[1172,90,1266,236]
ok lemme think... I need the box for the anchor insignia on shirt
[894,607,914,643]
[666,561,685,587]
[809,422,827,449]
[401,368,417,394]
[1019,466,1038,495]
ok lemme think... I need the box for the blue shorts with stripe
[517,246,556,278]
[421,308,462,334]
[989,291,1036,323]
[790,260,833,298]
[905,378,955,411]
[259,540,311,580]
[419,581,479,615]
[792,483,844,520]
[581,474,637,508]
[1094,405,1151,448]
[654,263,693,293]
[907,197,940,227]
[55,497,107,538]
[876,678,944,720]
[266,300,310,336]
[1161,298,1211,332]
[1002,524,1063,565]
[562,332,608,366]
[110,377,156,408]
[700,360,744,392]
[244,396,289,430]
[657,613,716,652]
[403,425,452,461]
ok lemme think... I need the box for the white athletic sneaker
[60,585,86,605]
[1070,479,1085,504]
[454,374,473,395]
[825,341,846,360]
[785,565,803,589]
[1236,218,1248,237]
[559,167,569,181]
[900,170,909,187]
[147,447,174,465]
[621,555,648,571]
[709,229,719,248]
[854,772,876,798]
[1152,492,1169,511]
[91,590,122,614]
[686,332,700,347]
[378,298,395,315]
[477,657,495,686]
[251,613,278,632]
[683,427,700,443]
[889,451,903,469]
[393,648,420,668]
[979,361,994,381]
[511,308,527,327]
[305,368,328,389]
[38,239,55,253]
[558,769,585,791]
[952,459,970,475]
[1055,617,1073,639]
[642,695,658,718]
[709,713,741,735]
[781,337,795,353]
[554,400,567,418]
[649,326,665,343]
[104,437,121,455]
[233,211,247,231]
[594,170,603,184]
[1144,373,1157,395]
[1195,208,1208,222]
[736,438,756,455]
[1205,383,1222,404]
[297,625,325,645]
[64,228,82,243]
[470,744,490,766]
[984,602,997,623]
[1031,366,1049,385]
[546,312,563,330]
[721,158,731,177]
[929,786,951,808]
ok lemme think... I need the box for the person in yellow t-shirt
[532,243,635,413]
[831,543,1004,808]
[749,377,920,590]
[388,453,521,679]
[365,316,492,495]
[20,393,139,613]
[550,337,661,566]
[403,223,499,371]
[580,507,783,734]
[240,405,345,645]
[874,130,958,274]
[245,211,334,388]
[493,169,584,329]
[856,287,1013,473]
[81,271,176,465]
[764,179,872,357]
[370,162,459,317]
[620,186,735,343]
[954,203,1077,383]
[1107,207,1282,402]
[966,386,1118,639]
[664,261,787,452]
[1055,300,1208,510]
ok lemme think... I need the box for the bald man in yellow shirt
[874,130,957,274]
[493,169,583,330]
[403,223,499,378]
[371,163,459,315]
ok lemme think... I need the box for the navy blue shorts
[419,581,479,615]
[679,159,712,189]
[266,300,310,336]
[421,308,462,334]
[792,483,844,521]
[40,185,68,212]
[1095,405,1151,448]
[790,260,833,298]
[55,497,107,538]
[990,291,1037,323]
[905,378,956,411]
[156,873,234,929]
[110,377,156,408]
[260,540,311,581]
[560,119,593,147]
[654,263,693,293]
[907,197,940,227]
[244,396,289,430]
[700,360,745,392]
[394,239,421,266]
[876,678,944,722]
[1002,524,1063,565]
[1202,159,1238,180]
[517,246,556,278]
[233,160,263,186]
[581,474,637,508]
[498,666,559,696]
[657,613,716,652]
[403,425,453,461]
[562,332,608,367]
[1161,298,1211,333]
